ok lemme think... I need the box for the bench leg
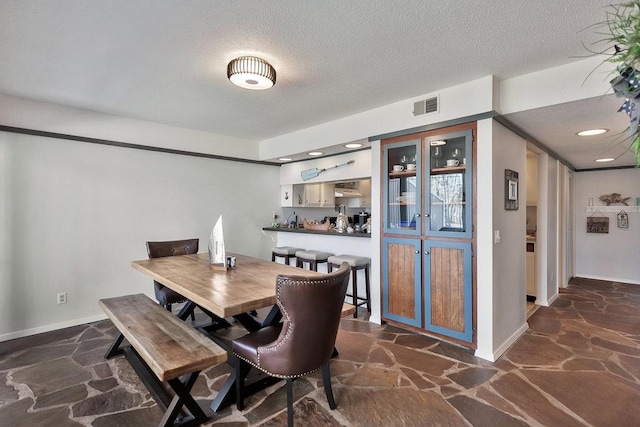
[104,332,125,359]
[163,373,207,427]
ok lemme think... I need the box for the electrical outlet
[57,292,67,304]
[273,211,278,220]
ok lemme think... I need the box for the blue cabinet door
[423,240,473,342]
[424,129,473,239]
[382,237,422,327]
[382,139,421,236]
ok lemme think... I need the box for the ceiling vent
[413,95,439,116]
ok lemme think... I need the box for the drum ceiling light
[227,56,276,90]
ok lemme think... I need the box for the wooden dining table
[130,251,323,411]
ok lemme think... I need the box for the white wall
[489,121,528,357]
[474,119,495,360]
[0,131,280,341]
[280,150,372,185]
[0,93,258,159]
[575,168,640,284]
[260,76,495,160]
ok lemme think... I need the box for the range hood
[334,188,362,197]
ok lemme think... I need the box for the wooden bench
[341,303,356,318]
[100,293,227,427]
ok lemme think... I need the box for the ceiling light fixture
[344,143,362,149]
[430,140,447,146]
[577,128,608,136]
[227,56,276,90]
[308,151,323,156]
[595,157,615,162]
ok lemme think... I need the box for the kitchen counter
[262,227,371,238]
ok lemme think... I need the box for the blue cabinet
[381,123,475,345]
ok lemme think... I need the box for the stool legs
[296,258,318,271]
[350,268,358,318]
[328,263,370,318]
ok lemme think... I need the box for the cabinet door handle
[415,213,421,217]
[415,250,420,255]
[425,251,430,255]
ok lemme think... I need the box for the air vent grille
[413,95,439,116]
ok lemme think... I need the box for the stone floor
[0,277,639,426]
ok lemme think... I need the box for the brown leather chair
[146,239,199,319]
[232,262,351,426]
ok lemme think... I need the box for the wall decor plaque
[617,210,629,228]
[505,169,519,211]
[587,216,609,233]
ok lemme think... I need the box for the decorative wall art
[599,193,631,206]
[505,169,519,210]
[617,210,629,228]
[587,210,609,234]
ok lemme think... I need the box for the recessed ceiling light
[595,157,615,162]
[278,157,292,161]
[344,143,362,149]
[308,151,323,156]
[577,129,608,136]
[430,140,447,146]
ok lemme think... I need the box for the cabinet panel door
[424,241,472,342]
[424,129,473,239]
[382,237,421,327]
[383,139,421,235]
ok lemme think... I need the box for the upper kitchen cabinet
[383,138,421,235]
[425,128,473,239]
[304,182,334,207]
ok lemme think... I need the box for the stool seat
[295,250,333,272]
[272,246,305,266]
[295,250,333,261]
[327,255,370,267]
[273,246,304,256]
[328,254,371,318]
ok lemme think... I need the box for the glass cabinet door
[383,139,421,235]
[425,129,472,238]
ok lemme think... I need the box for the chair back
[146,239,199,259]
[257,262,350,377]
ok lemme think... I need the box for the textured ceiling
[0,0,629,168]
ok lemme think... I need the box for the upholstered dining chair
[231,262,351,427]
[146,238,200,320]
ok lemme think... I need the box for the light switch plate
[494,230,501,244]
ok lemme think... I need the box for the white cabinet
[304,183,334,207]
[281,184,293,207]
[293,184,305,207]
[526,250,536,296]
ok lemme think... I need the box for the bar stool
[295,250,333,272]
[327,255,371,318]
[272,246,305,266]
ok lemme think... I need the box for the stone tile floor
[0,277,639,426]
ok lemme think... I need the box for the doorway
[525,150,538,316]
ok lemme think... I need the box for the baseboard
[0,313,108,343]
[573,274,640,286]
[475,322,529,362]
[536,291,559,307]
